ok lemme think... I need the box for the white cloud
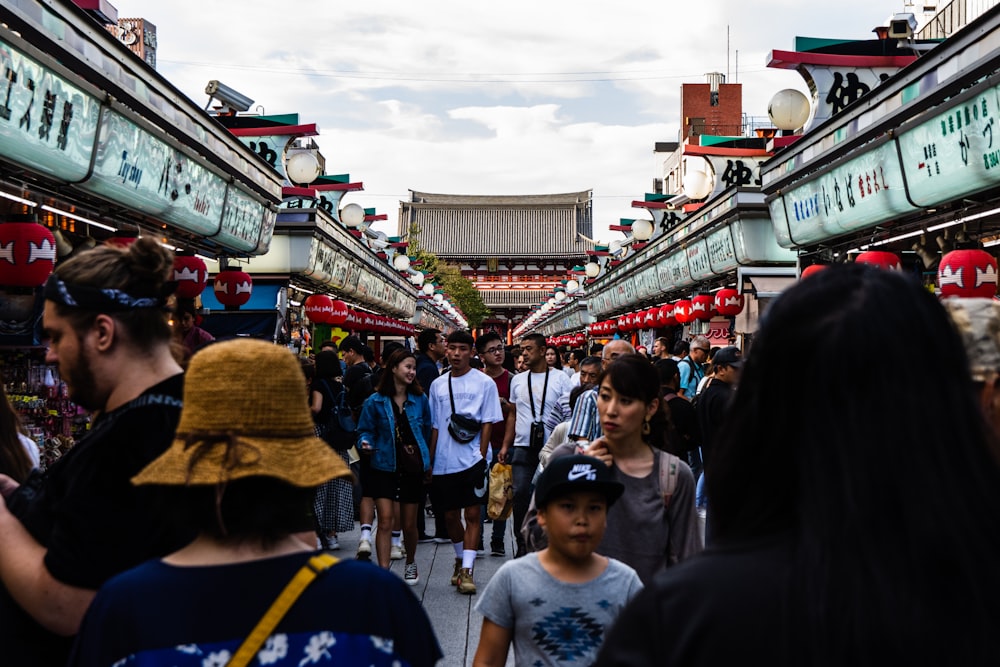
[121,0,909,237]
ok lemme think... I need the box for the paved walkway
[332,517,517,667]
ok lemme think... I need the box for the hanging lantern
[0,222,56,287]
[855,250,901,271]
[674,299,693,324]
[660,303,677,327]
[328,300,349,326]
[345,308,360,328]
[691,295,715,321]
[938,249,999,298]
[617,314,628,332]
[714,288,745,316]
[800,264,828,279]
[172,255,208,299]
[213,270,253,307]
[303,294,334,324]
[643,308,657,328]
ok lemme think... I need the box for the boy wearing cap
[473,455,642,667]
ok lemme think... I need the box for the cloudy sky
[122,0,903,239]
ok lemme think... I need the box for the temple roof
[400,190,593,258]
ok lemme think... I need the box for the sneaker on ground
[328,536,340,551]
[356,538,372,559]
[433,537,452,544]
[404,563,419,586]
[490,545,505,557]
[457,568,476,594]
[418,534,435,544]
[390,544,404,560]
[450,558,462,586]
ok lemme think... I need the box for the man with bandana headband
[0,238,193,666]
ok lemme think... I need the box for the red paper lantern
[0,222,56,287]
[674,299,693,324]
[303,294,334,324]
[939,249,999,298]
[855,251,901,271]
[660,303,677,327]
[172,256,208,299]
[800,264,828,279]
[328,300,349,326]
[617,315,628,332]
[345,308,359,328]
[714,288,745,316]
[630,312,642,331]
[643,308,657,328]
[691,295,715,321]
[213,270,252,307]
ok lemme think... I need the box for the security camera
[204,80,254,113]
[887,12,918,40]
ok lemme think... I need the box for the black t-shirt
[665,393,699,453]
[343,362,374,411]
[0,374,193,666]
[594,536,796,667]
[695,379,735,469]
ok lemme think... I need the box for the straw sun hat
[133,338,351,488]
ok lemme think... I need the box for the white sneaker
[328,536,340,550]
[356,538,372,559]
[390,544,404,560]
[404,563,419,585]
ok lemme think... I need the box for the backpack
[522,448,682,552]
[315,380,356,450]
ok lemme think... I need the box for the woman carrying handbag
[357,349,433,585]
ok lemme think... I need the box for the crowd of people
[3,244,1000,666]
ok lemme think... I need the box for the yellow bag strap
[227,552,340,667]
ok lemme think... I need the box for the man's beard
[66,349,104,412]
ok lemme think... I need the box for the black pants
[510,447,539,556]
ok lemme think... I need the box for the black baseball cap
[712,345,743,368]
[534,454,625,509]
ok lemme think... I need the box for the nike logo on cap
[567,464,597,482]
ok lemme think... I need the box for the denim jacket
[356,392,432,473]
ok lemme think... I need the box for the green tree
[408,223,491,329]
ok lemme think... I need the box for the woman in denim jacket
[357,348,433,583]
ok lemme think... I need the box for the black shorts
[431,459,488,511]
[367,468,424,504]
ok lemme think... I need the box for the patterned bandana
[43,274,168,312]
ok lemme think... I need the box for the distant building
[398,190,592,339]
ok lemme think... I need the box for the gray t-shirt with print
[475,552,642,666]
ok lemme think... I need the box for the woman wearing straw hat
[70,339,442,667]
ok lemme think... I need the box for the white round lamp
[768,89,811,132]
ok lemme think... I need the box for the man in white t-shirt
[428,330,503,595]
[498,333,572,558]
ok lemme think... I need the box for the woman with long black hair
[357,348,432,585]
[0,383,37,482]
[596,264,1000,666]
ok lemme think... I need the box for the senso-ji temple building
[398,190,592,341]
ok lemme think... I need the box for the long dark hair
[708,264,1000,663]
[545,344,563,370]
[0,384,34,482]
[376,348,423,397]
[597,354,672,452]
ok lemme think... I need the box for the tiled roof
[399,190,593,258]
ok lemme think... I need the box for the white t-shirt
[428,369,503,474]
[509,369,573,448]
[18,432,40,468]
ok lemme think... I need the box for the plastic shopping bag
[487,463,514,520]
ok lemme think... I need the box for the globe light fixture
[554,290,567,302]
[284,150,322,185]
[422,283,435,296]
[566,278,580,293]
[632,218,654,241]
[682,157,715,200]
[433,292,444,303]
[339,203,365,228]
[768,88,811,132]
[392,253,411,271]
[585,261,601,278]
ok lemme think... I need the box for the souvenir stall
[761,6,1000,293]
[0,0,283,460]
